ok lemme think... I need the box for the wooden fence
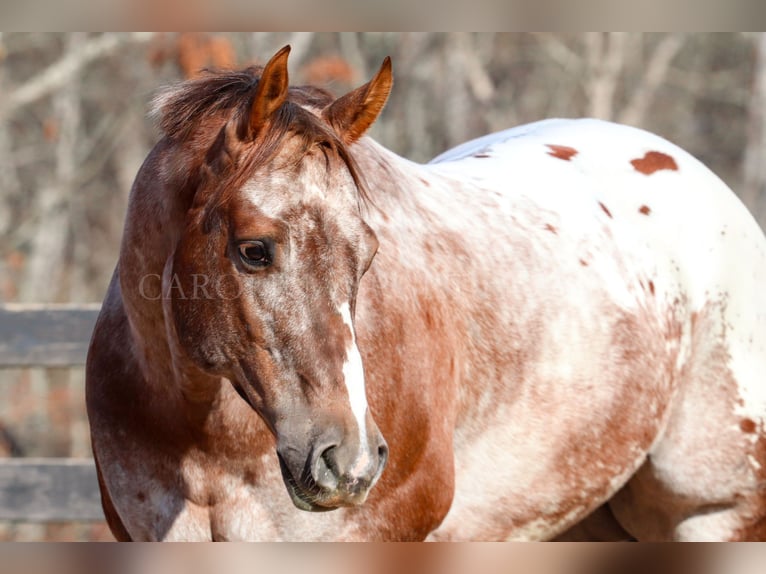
[0,304,104,522]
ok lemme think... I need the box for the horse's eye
[237,240,272,269]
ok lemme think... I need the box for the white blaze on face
[338,302,370,471]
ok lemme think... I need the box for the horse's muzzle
[277,428,388,512]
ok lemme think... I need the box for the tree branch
[618,34,685,126]
[0,33,154,122]
[585,32,628,120]
[20,33,86,302]
[533,33,582,74]
[742,32,766,222]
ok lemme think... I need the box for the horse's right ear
[244,45,291,139]
[323,57,393,145]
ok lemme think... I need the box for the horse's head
[159,46,392,511]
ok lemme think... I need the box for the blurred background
[1,32,766,541]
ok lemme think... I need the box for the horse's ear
[246,45,291,139]
[323,57,393,145]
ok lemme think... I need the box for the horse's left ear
[323,57,393,145]
[245,45,291,139]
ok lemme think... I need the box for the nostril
[321,444,338,467]
[312,444,339,490]
[377,442,389,475]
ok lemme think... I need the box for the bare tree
[16,35,86,302]
[619,34,686,127]
[0,33,154,122]
[0,33,21,244]
[743,33,766,223]
[584,32,628,120]
[443,33,474,147]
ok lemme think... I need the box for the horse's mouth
[231,381,327,512]
[277,453,337,513]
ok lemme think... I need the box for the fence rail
[0,304,100,367]
[0,458,101,521]
[0,304,103,523]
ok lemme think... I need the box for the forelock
[153,67,372,229]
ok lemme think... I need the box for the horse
[86,45,766,541]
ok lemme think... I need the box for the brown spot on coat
[631,151,678,175]
[545,223,558,235]
[579,259,589,267]
[546,144,578,161]
[639,205,651,216]
[741,419,757,434]
[599,202,613,218]
[648,280,655,295]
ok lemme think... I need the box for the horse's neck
[118,140,221,410]
[352,139,435,216]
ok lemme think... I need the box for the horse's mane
[151,66,335,140]
[150,66,371,209]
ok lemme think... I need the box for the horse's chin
[277,453,337,513]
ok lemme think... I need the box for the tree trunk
[584,32,627,120]
[19,33,85,302]
[743,32,766,228]
[619,34,685,127]
[0,33,21,259]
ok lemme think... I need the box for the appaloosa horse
[86,46,766,541]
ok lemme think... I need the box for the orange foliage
[42,118,59,142]
[2,250,24,299]
[177,33,237,79]
[146,33,173,69]
[301,55,356,88]
[6,250,24,271]
[207,36,236,70]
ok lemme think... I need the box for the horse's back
[426,119,766,540]
[431,119,766,355]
